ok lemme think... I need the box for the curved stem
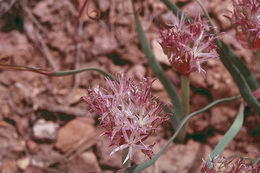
[53,67,116,80]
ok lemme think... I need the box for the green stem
[53,67,115,80]
[177,75,190,143]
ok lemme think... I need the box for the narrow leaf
[208,103,244,164]
[53,67,115,80]
[222,42,259,91]
[218,41,260,115]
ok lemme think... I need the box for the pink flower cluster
[231,0,260,50]
[159,13,218,76]
[82,74,168,164]
[200,156,260,173]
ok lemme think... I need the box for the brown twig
[20,0,58,70]
[0,0,17,15]
[20,0,47,34]
[109,0,116,31]
[8,98,34,116]
[74,0,88,42]
[35,100,94,119]
[34,31,58,71]
[0,63,54,75]
[65,21,83,105]
[74,0,101,41]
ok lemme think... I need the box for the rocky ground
[0,0,259,172]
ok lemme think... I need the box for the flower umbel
[159,13,218,76]
[200,156,260,173]
[82,74,168,164]
[230,0,260,50]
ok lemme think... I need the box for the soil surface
[0,0,259,172]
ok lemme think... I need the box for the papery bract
[82,74,168,164]
[159,13,218,76]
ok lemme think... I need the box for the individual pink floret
[82,74,168,164]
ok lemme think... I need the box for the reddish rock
[17,157,30,170]
[0,160,17,173]
[67,151,101,173]
[55,117,95,152]
[91,33,118,56]
[27,140,38,154]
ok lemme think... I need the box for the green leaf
[131,1,182,125]
[208,103,245,165]
[124,95,240,173]
[222,42,259,91]
[218,41,260,115]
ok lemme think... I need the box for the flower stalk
[177,75,190,142]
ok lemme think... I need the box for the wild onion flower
[158,13,218,76]
[199,156,260,173]
[82,74,168,164]
[230,0,260,50]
